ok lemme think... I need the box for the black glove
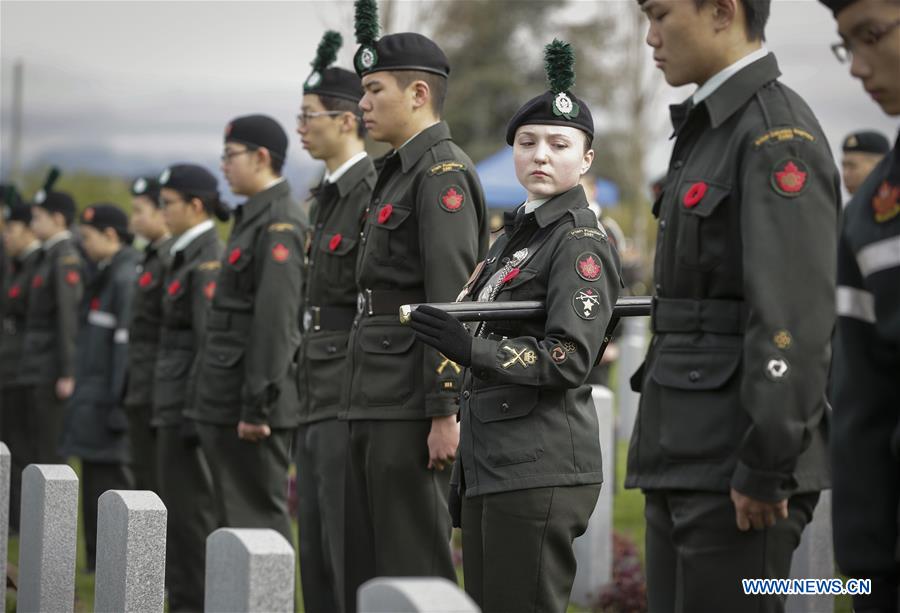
[106,407,128,433]
[179,419,201,449]
[409,304,473,368]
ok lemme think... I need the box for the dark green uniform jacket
[455,186,621,497]
[625,53,838,502]
[189,180,307,427]
[124,237,173,409]
[62,246,140,463]
[19,232,84,384]
[154,225,222,427]
[831,131,900,589]
[0,243,42,387]
[297,155,376,424]
[342,122,488,420]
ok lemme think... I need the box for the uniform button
[689,370,700,382]
[381,339,391,349]
[673,160,684,169]
[501,402,509,413]
[327,345,337,354]
[462,390,470,400]
[655,283,662,292]
[218,353,227,362]
[659,220,667,229]
[360,231,365,237]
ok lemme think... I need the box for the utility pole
[9,59,24,182]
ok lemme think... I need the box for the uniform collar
[692,47,769,105]
[42,230,72,250]
[236,179,291,226]
[397,121,452,173]
[171,219,215,255]
[504,185,587,232]
[325,151,368,185]
[331,153,374,198]
[670,52,781,133]
[18,240,41,261]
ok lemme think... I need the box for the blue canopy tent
[475,147,619,209]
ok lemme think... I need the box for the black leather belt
[651,297,746,334]
[303,305,357,332]
[357,289,427,317]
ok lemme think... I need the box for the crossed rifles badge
[436,353,461,375]
[573,287,601,320]
[501,345,537,369]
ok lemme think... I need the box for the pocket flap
[358,325,417,355]
[206,346,244,368]
[651,347,740,390]
[305,332,350,360]
[376,205,413,230]
[318,234,358,256]
[156,351,193,379]
[472,384,539,423]
[679,180,730,218]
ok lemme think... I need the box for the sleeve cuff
[731,461,798,502]
[424,395,459,418]
[470,337,498,381]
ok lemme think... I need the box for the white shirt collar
[522,198,549,215]
[692,47,769,105]
[325,151,369,184]
[20,240,41,260]
[42,230,72,250]
[262,177,286,191]
[398,121,440,151]
[170,219,215,255]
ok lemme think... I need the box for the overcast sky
[1,0,897,197]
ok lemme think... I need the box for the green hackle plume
[544,39,576,94]
[354,0,379,46]
[42,166,61,191]
[312,31,343,72]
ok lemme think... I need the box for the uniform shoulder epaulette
[268,222,295,232]
[566,209,606,243]
[428,161,467,176]
[198,261,221,271]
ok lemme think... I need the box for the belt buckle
[357,289,373,316]
[302,307,321,333]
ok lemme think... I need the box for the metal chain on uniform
[473,247,529,338]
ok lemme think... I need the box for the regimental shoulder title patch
[872,181,900,223]
[753,127,816,148]
[428,161,467,176]
[268,222,295,233]
[771,158,809,197]
[439,185,465,213]
[198,261,221,271]
[567,227,607,243]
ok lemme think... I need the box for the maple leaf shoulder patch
[439,184,466,213]
[575,252,603,281]
[771,158,809,198]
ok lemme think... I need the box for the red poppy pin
[228,248,242,265]
[65,270,80,286]
[8,285,20,299]
[683,181,707,208]
[90,297,101,311]
[31,275,43,289]
[378,203,394,224]
[329,233,343,251]
[138,272,153,288]
[576,253,602,281]
[501,268,520,284]
[271,243,290,262]
[772,159,808,197]
[440,185,465,212]
[872,181,900,223]
[167,279,182,296]
[203,281,216,300]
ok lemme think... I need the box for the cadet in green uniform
[295,31,373,613]
[628,1,838,611]
[841,129,891,196]
[62,204,139,570]
[189,115,306,546]
[1,198,41,532]
[156,164,227,611]
[21,189,83,464]
[410,40,621,613]
[341,2,488,607]
[822,0,900,609]
[124,175,171,493]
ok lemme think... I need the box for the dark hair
[695,0,770,41]
[583,132,593,154]
[242,144,286,174]
[318,94,367,139]
[391,70,447,116]
[174,189,231,222]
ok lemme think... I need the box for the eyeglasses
[220,148,255,163]
[296,111,346,126]
[831,17,900,63]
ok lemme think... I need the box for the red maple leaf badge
[440,186,465,212]
[576,253,602,281]
[773,160,808,195]
[272,243,290,262]
[65,270,81,286]
[872,181,900,223]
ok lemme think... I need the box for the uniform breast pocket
[371,204,413,262]
[650,342,743,460]
[471,384,543,467]
[676,180,731,271]
[301,331,350,411]
[357,323,418,405]
[317,233,359,288]
[496,268,542,301]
